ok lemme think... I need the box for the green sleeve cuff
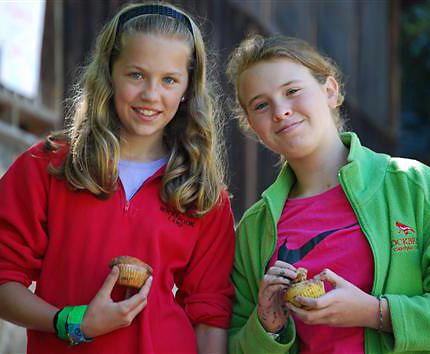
[249,308,296,351]
[383,293,430,352]
[230,307,296,353]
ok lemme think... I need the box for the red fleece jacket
[0,142,235,353]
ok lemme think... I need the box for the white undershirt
[118,156,168,201]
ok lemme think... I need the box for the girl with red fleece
[0,2,234,353]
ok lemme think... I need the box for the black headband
[117,4,193,35]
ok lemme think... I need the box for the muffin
[109,256,152,288]
[282,267,325,309]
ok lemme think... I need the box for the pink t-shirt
[268,185,374,354]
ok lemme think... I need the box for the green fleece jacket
[229,132,430,353]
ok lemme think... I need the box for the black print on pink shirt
[277,223,358,264]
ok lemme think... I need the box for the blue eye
[129,72,143,80]
[163,77,176,84]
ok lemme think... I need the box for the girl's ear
[324,76,339,109]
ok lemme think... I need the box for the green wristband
[66,305,93,346]
[56,306,73,340]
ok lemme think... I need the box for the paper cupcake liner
[283,280,325,307]
[117,264,150,288]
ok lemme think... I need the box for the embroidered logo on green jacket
[392,221,417,252]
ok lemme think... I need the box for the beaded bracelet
[377,295,386,331]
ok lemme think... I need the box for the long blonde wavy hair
[47,2,226,216]
[226,35,346,138]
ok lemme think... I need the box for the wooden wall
[216,0,399,219]
[60,0,400,220]
[1,0,398,221]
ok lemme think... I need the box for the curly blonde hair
[226,34,346,138]
[47,2,226,216]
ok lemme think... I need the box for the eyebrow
[124,65,186,77]
[246,79,301,108]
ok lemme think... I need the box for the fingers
[292,294,330,310]
[127,296,148,320]
[285,301,331,325]
[121,276,152,312]
[262,273,291,287]
[316,268,349,289]
[264,262,296,284]
[273,260,296,271]
[267,266,296,279]
[97,266,120,298]
[138,276,152,298]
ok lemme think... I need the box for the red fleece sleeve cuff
[0,268,33,287]
[183,293,233,329]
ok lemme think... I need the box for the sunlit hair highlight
[226,34,346,138]
[46,2,226,216]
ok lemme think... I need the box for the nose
[273,102,292,122]
[140,80,160,101]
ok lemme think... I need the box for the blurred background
[0,0,429,352]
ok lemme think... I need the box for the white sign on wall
[0,0,46,99]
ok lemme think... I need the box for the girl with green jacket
[226,34,430,353]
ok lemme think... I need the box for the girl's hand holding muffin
[81,264,152,338]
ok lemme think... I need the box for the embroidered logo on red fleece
[392,221,417,252]
[160,205,195,228]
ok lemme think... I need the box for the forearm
[195,323,227,354]
[0,282,58,332]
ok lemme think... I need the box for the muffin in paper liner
[109,256,152,288]
[282,279,325,308]
[282,267,325,309]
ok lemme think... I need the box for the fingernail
[111,266,118,273]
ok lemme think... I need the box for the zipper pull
[125,201,130,212]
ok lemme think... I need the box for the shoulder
[5,139,69,178]
[235,198,268,235]
[386,156,430,195]
[198,187,234,221]
[386,156,430,182]
[241,198,267,221]
[387,156,430,174]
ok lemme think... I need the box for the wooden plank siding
[0,0,399,222]
[221,0,400,218]
[58,0,401,220]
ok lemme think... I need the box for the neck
[288,136,349,198]
[119,134,168,162]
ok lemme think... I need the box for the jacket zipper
[118,179,131,213]
[119,171,161,213]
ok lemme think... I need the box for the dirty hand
[257,260,297,333]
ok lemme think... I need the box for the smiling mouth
[133,108,160,116]
[276,120,303,134]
